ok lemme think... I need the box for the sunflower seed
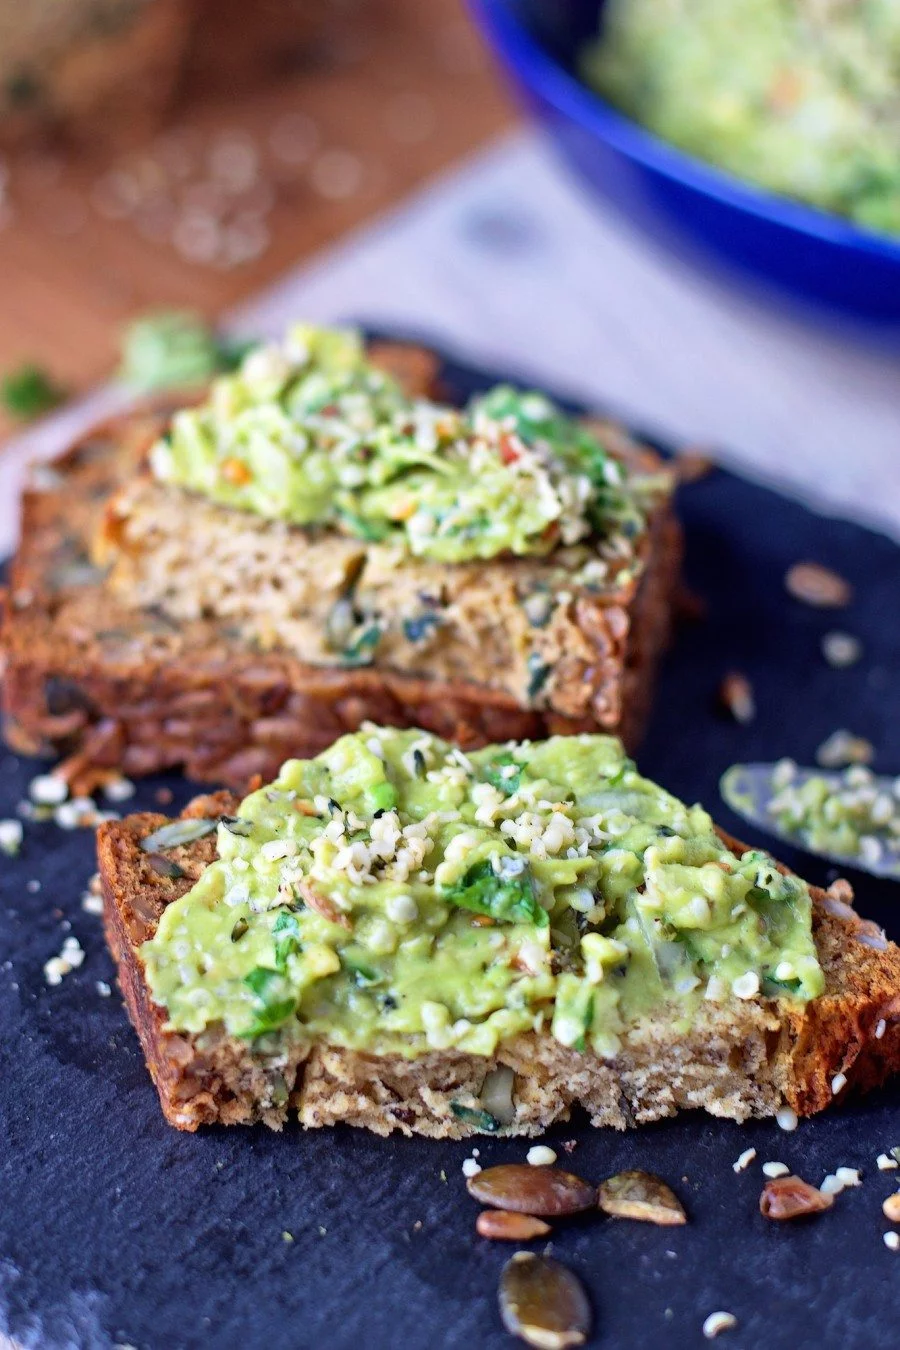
[467,1164,596,1216]
[476,1210,551,1241]
[785,562,852,608]
[140,817,219,851]
[719,672,755,724]
[759,1175,834,1220]
[499,1252,591,1350]
[597,1170,687,1225]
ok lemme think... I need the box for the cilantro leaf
[443,857,547,927]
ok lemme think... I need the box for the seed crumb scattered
[82,890,104,915]
[318,1226,327,1237]
[836,1166,861,1186]
[103,777,136,803]
[462,1158,482,1178]
[26,878,41,893]
[702,1311,737,1339]
[43,935,85,985]
[776,1106,799,1132]
[816,730,874,769]
[762,1162,789,1178]
[882,1193,900,1223]
[732,1148,756,1173]
[96,980,111,997]
[282,1231,293,1243]
[0,819,23,855]
[821,632,862,668]
[30,773,68,806]
[883,1231,900,1251]
[526,1145,557,1167]
[439,1169,447,1183]
[877,1154,898,1171]
[718,672,755,724]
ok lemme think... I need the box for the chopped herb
[2,364,67,421]
[483,752,523,796]
[334,507,391,543]
[241,967,296,1036]
[341,952,381,987]
[140,817,219,852]
[760,974,802,998]
[450,1102,500,1132]
[119,311,248,393]
[443,858,547,927]
[272,911,301,969]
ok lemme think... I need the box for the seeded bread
[0,343,681,791]
[98,795,900,1136]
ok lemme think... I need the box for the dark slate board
[2,343,900,1350]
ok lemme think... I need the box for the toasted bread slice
[98,795,900,1136]
[0,343,680,794]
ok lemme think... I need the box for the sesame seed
[875,1019,887,1040]
[732,1148,756,1173]
[702,1311,737,1339]
[776,1106,799,1132]
[462,1158,482,1178]
[526,1145,557,1167]
[762,1162,789,1178]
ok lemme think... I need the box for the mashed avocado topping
[148,324,658,564]
[141,728,824,1059]
[582,0,900,238]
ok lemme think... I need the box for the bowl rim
[471,0,900,263]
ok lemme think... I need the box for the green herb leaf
[443,857,547,927]
[334,507,392,543]
[272,911,301,969]
[342,623,382,665]
[241,966,296,1036]
[2,364,66,420]
[482,752,522,796]
[140,817,219,852]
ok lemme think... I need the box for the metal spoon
[720,761,900,881]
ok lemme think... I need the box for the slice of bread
[0,343,681,792]
[97,794,900,1136]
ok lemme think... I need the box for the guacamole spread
[149,324,654,564]
[141,728,824,1060]
[583,0,900,238]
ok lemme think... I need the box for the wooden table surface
[0,0,512,429]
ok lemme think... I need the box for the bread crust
[0,344,681,791]
[97,796,900,1136]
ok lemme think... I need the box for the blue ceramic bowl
[470,0,900,322]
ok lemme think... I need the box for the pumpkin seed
[467,1164,596,1216]
[451,1102,500,1133]
[499,1252,591,1350]
[476,1210,551,1241]
[597,1170,687,1225]
[785,562,851,608]
[140,817,219,852]
[759,1175,834,1220]
[220,815,254,836]
[145,852,186,879]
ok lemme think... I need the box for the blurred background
[0,0,512,427]
[0,0,897,541]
